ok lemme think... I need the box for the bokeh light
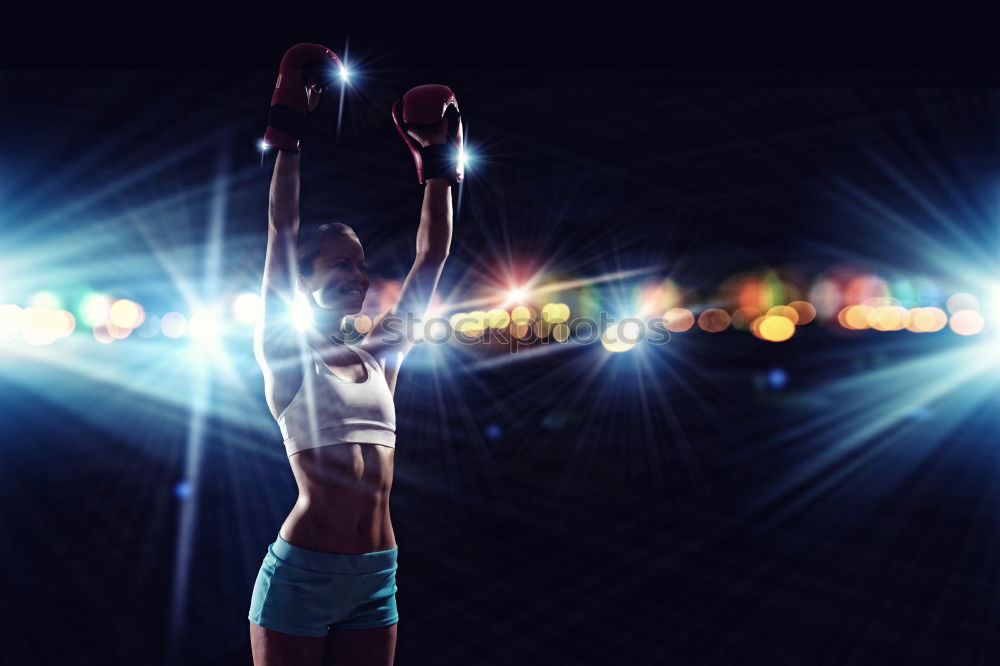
[352,314,373,335]
[92,325,114,344]
[844,275,889,307]
[808,278,841,321]
[698,308,731,333]
[136,313,161,338]
[787,300,816,325]
[906,307,943,333]
[161,312,188,338]
[758,315,795,342]
[80,293,112,327]
[601,324,637,352]
[20,307,74,345]
[868,306,909,332]
[29,291,62,310]
[109,299,144,329]
[541,303,571,323]
[946,293,980,313]
[843,305,873,330]
[949,310,984,336]
[107,320,133,340]
[510,306,532,325]
[465,311,488,336]
[487,308,510,329]
[663,307,695,333]
[731,307,762,330]
[767,305,799,325]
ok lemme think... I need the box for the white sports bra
[276,344,396,456]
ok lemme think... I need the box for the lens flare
[189,310,220,342]
[233,293,262,324]
[293,293,314,330]
[506,287,528,304]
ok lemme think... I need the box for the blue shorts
[248,535,399,637]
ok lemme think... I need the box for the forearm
[268,151,301,231]
[415,178,453,259]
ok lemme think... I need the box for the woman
[248,44,462,666]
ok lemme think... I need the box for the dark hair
[296,222,358,278]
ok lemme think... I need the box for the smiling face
[299,234,370,315]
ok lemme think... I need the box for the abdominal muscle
[279,442,396,554]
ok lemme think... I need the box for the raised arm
[385,175,453,319]
[363,85,464,383]
[253,43,342,418]
[254,150,304,396]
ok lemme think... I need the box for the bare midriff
[279,442,396,554]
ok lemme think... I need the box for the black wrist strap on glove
[419,144,457,182]
[267,105,306,142]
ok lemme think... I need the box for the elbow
[416,248,449,265]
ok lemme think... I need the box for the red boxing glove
[264,43,343,152]
[392,84,464,184]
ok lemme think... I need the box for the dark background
[3,21,1000,666]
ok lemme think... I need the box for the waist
[271,535,397,567]
[281,501,395,554]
